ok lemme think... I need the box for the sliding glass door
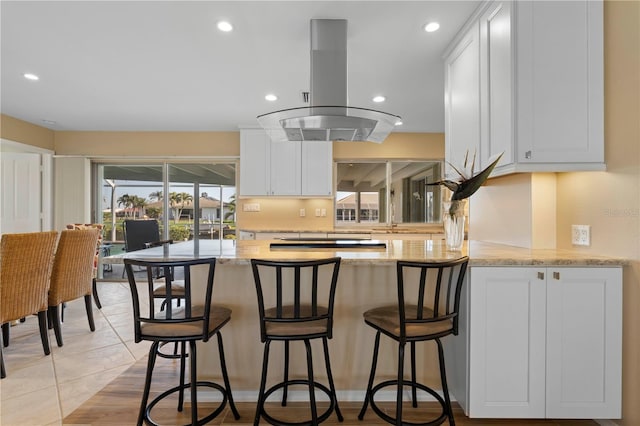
[94,161,236,277]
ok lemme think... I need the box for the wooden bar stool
[358,257,469,426]
[251,257,343,426]
[124,257,240,426]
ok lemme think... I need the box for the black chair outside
[358,257,469,426]
[251,257,343,426]
[124,257,240,426]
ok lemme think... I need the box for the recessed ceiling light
[395,120,403,126]
[265,94,278,102]
[23,73,39,81]
[217,21,233,32]
[424,22,440,33]
[42,119,56,125]
[372,95,386,103]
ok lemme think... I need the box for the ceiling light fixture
[217,21,233,32]
[42,119,56,125]
[265,94,278,101]
[372,95,386,103]
[23,73,39,81]
[395,120,403,126]
[424,22,440,33]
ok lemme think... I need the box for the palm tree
[149,190,163,202]
[224,194,236,221]
[169,192,194,223]
[117,194,133,218]
[131,196,147,219]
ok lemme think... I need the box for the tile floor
[0,282,149,426]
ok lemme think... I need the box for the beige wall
[333,132,444,160]
[0,114,54,150]
[54,130,239,157]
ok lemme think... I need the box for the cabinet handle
[525,150,532,159]
[553,271,560,280]
[537,272,544,280]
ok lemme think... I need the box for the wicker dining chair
[48,228,101,347]
[66,223,105,309]
[0,231,59,379]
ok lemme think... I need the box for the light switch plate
[571,224,590,246]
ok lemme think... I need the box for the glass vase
[443,199,467,251]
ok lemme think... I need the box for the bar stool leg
[190,340,198,426]
[178,341,186,411]
[436,338,455,426]
[303,339,318,425]
[254,340,271,426]
[322,337,343,421]
[139,341,160,426]
[217,332,240,420]
[396,342,405,426]
[282,340,290,406]
[358,331,381,420]
[411,341,418,408]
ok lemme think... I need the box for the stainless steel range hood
[257,19,401,143]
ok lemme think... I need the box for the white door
[1,152,41,233]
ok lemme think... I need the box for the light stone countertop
[104,239,626,267]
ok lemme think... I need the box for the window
[335,161,442,226]
[94,162,236,244]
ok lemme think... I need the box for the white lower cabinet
[464,266,622,419]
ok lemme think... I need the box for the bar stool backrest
[124,257,218,343]
[251,257,341,341]
[396,257,469,340]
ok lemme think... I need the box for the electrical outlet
[243,203,260,212]
[321,208,326,217]
[571,225,590,246]
[315,208,321,217]
[299,208,306,217]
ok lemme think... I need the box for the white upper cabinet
[301,141,333,196]
[444,21,480,179]
[240,129,333,197]
[445,0,604,176]
[239,129,271,196]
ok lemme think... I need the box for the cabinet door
[240,129,270,196]
[479,1,513,170]
[469,267,546,418]
[545,267,622,418]
[301,141,332,196]
[515,0,603,163]
[444,21,480,179]
[270,140,301,195]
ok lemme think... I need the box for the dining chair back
[66,223,105,308]
[48,228,101,347]
[0,231,59,379]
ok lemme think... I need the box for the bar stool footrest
[369,379,448,426]
[259,379,337,426]
[144,381,228,426]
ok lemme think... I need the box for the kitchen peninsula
[105,239,624,420]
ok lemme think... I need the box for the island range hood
[257,19,401,143]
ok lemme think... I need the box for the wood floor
[63,356,597,426]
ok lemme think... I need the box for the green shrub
[169,224,191,241]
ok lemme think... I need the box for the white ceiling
[1,1,481,134]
